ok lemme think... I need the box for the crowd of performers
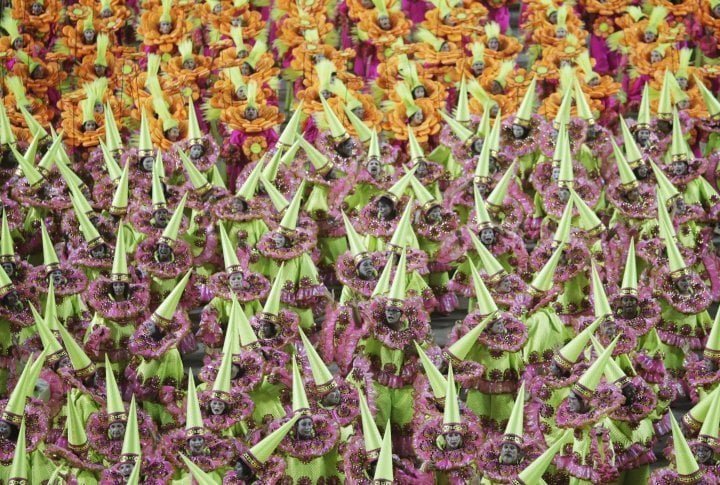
[1,0,720,482]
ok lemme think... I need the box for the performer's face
[410,111,424,126]
[675,275,693,295]
[209,399,226,415]
[244,106,258,121]
[165,127,181,141]
[671,161,688,176]
[235,86,247,100]
[384,306,402,325]
[650,50,663,63]
[50,270,66,287]
[1,263,14,277]
[141,156,155,172]
[189,144,205,160]
[547,11,557,23]
[322,388,341,406]
[487,38,500,51]
[231,198,248,212]
[676,77,688,90]
[499,443,520,464]
[156,243,172,259]
[489,318,507,335]
[416,161,428,176]
[188,436,205,454]
[83,29,97,44]
[259,320,277,338]
[567,391,584,413]
[100,6,113,17]
[621,383,637,404]
[357,258,377,280]
[644,31,657,43]
[497,276,512,294]
[235,460,253,479]
[471,138,484,154]
[636,128,651,144]
[426,206,442,223]
[555,26,567,38]
[558,187,570,203]
[108,421,126,439]
[336,139,355,158]
[0,420,12,439]
[159,21,173,34]
[377,15,392,30]
[154,209,170,228]
[511,124,526,139]
[240,63,254,76]
[634,164,650,179]
[183,58,197,70]
[412,86,427,99]
[352,105,365,119]
[480,227,495,245]
[471,61,485,76]
[367,159,381,177]
[118,462,134,478]
[695,444,713,464]
[30,2,44,14]
[445,432,463,449]
[714,3,720,17]
[90,244,108,258]
[271,232,286,248]
[228,272,244,290]
[625,188,640,203]
[296,417,314,439]
[377,200,394,220]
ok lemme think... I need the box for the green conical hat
[19,105,48,139]
[11,143,44,188]
[121,396,141,458]
[637,83,652,127]
[261,175,290,214]
[57,322,94,377]
[277,101,304,148]
[104,103,123,153]
[407,126,426,163]
[438,110,473,143]
[179,455,216,485]
[359,391,383,454]
[247,413,299,465]
[621,239,637,294]
[670,108,688,160]
[0,210,15,260]
[410,176,440,213]
[574,77,595,123]
[8,419,28,482]
[234,298,259,348]
[236,160,263,201]
[70,195,103,248]
[40,221,59,270]
[212,336,234,397]
[557,133,573,186]
[221,297,241,356]
[109,224,129,282]
[138,110,153,153]
[553,198,574,245]
[387,249,407,305]
[29,303,63,361]
[99,140,122,182]
[153,270,191,324]
[2,355,35,421]
[159,193,188,245]
[187,98,202,142]
[487,161,516,208]
[618,117,644,168]
[670,412,703,479]
[342,212,369,263]
[475,102,492,139]
[503,382,526,445]
[151,154,167,208]
[695,75,720,119]
[703,305,720,360]
[551,122,567,165]
[388,198,415,250]
[590,336,626,384]
[110,162,130,215]
[513,431,572,485]
[105,354,126,419]
[686,386,720,432]
[415,342,447,399]
[279,181,305,234]
[571,189,604,235]
[442,365,461,430]
[37,131,62,175]
[373,424,394,483]
[572,335,619,400]
[657,71,674,119]
[656,189,677,240]
[699,388,720,446]
[21,132,40,168]
[474,123,494,181]
[468,259,498,315]
[553,87,573,129]
[125,460,141,485]
[66,389,88,448]
[659,213,687,274]
[319,96,348,142]
[178,150,211,195]
[454,77,471,123]
[343,104,372,144]
[299,328,335,389]
[555,315,603,370]
[385,166,417,202]
[473,184,492,229]
[446,314,493,362]
[0,262,12,296]
[292,358,311,414]
[219,223,241,273]
[590,262,612,318]
[372,256,394,297]
[469,232,504,279]
[367,129,381,159]
[610,136,637,187]
[185,372,203,432]
[44,280,60,332]
[515,76,537,124]
[298,135,334,176]
[261,263,284,318]
[0,103,16,145]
